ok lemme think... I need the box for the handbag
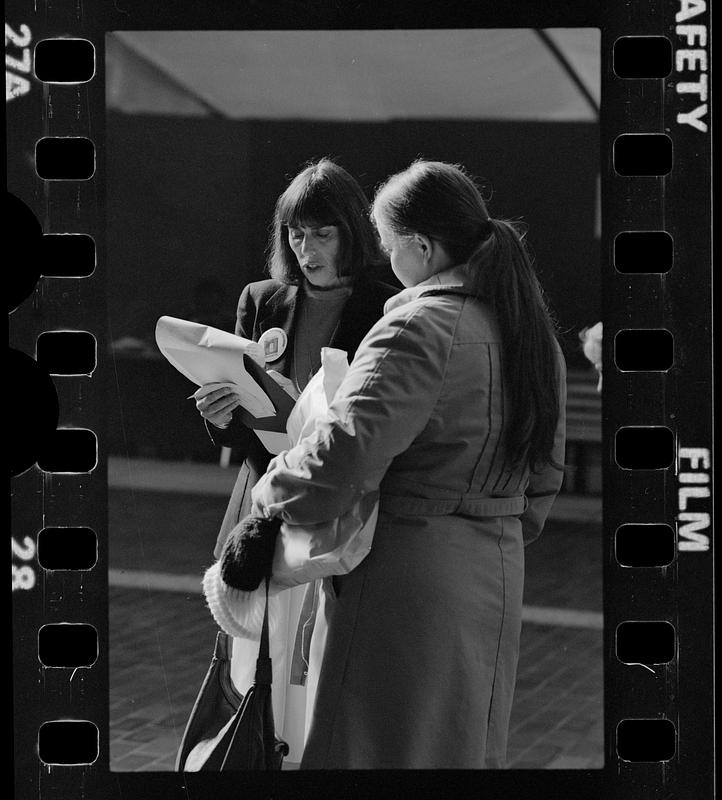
[175,576,289,771]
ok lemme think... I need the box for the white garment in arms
[229,582,328,764]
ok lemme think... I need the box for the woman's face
[287,222,343,288]
[373,212,430,288]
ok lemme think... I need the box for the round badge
[258,327,288,362]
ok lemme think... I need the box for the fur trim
[202,562,280,641]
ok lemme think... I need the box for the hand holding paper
[156,316,275,418]
[192,382,243,428]
[155,316,297,453]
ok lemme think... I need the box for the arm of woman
[519,350,567,545]
[251,304,453,525]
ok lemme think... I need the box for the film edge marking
[676,447,711,552]
[674,0,708,132]
[5,22,33,101]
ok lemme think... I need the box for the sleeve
[251,304,454,525]
[203,283,257,451]
[520,348,567,545]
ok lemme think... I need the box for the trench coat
[252,262,567,769]
[207,274,397,559]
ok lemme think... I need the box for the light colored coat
[252,263,567,769]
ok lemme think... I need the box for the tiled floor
[507,625,603,768]
[108,480,603,771]
[110,588,212,771]
[109,586,603,771]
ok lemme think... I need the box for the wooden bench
[564,369,602,494]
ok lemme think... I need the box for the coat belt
[379,493,527,517]
[288,492,527,685]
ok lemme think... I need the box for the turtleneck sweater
[291,279,353,391]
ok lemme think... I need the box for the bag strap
[254,574,273,685]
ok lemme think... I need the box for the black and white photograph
[104,28,603,771]
[8,0,716,795]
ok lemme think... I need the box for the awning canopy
[106,29,600,121]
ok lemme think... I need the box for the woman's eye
[289,229,303,241]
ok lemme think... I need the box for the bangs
[277,182,339,228]
[267,157,383,283]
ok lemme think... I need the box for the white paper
[155,316,275,418]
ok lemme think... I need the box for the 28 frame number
[12,536,36,591]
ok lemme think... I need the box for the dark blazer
[208,273,398,558]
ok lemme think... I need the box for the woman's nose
[300,236,315,256]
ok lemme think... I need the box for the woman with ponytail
[243,160,566,768]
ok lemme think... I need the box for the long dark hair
[267,158,383,283]
[373,160,562,471]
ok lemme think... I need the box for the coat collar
[266,282,299,313]
[384,263,476,314]
[258,283,299,333]
[257,275,394,358]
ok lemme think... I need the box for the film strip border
[7,17,109,797]
[6,2,712,799]
[602,3,712,796]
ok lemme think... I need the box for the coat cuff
[205,418,235,447]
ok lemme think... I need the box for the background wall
[106,113,599,460]
[106,113,600,365]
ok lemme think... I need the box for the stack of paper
[155,316,292,453]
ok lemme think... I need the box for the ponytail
[374,160,563,471]
[469,218,562,471]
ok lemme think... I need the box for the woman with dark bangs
[196,158,397,558]
[183,160,397,768]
